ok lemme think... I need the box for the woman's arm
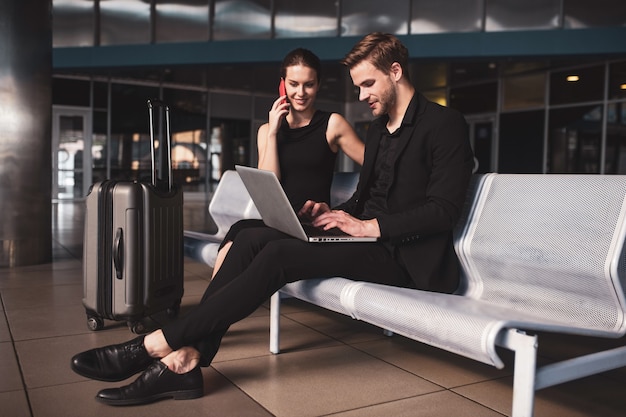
[327,113,364,165]
[257,96,290,178]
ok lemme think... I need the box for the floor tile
[213,313,341,363]
[213,344,442,417]
[330,390,503,417]
[0,341,23,392]
[28,368,272,417]
[0,390,31,417]
[7,303,99,341]
[16,330,134,389]
[453,373,626,417]
[0,310,10,342]
[354,336,511,388]
[283,306,388,345]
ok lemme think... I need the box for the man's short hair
[341,32,410,81]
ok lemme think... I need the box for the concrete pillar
[0,0,52,266]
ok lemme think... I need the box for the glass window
[100,0,151,45]
[502,73,546,111]
[449,82,498,115]
[93,81,109,110]
[162,89,208,191]
[52,78,90,106]
[450,62,498,84]
[52,0,95,47]
[609,61,626,100]
[548,105,603,173]
[485,0,560,31]
[471,120,494,173]
[92,110,108,184]
[502,61,550,76]
[109,83,159,181]
[411,0,482,34]
[275,0,338,38]
[499,111,545,173]
[550,65,605,105]
[564,0,626,28]
[422,89,447,107]
[213,0,271,40]
[155,0,210,43]
[341,0,410,36]
[412,62,448,91]
[605,102,626,174]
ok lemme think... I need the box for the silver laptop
[235,165,377,243]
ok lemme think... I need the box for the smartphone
[279,79,287,105]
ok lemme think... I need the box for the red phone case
[279,79,286,104]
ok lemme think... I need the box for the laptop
[235,165,377,243]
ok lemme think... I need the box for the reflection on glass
[92,111,108,184]
[52,0,95,47]
[485,0,559,31]
[213,0,271,40]
[274,0,338,38]
[550,65,605,105]
[422,89,446,106]
[57,116,85,199]
[502,73,545,111]
[605,102,626,174]
[411,0,482,34]
[155,0,210,43]
[341,0,410,36]
[100,0,151,45]
[564,0,626,28]
[413,62,447,91]
[548,105,602,173]
[163,89,208,191]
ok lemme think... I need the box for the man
[71,32,474,406]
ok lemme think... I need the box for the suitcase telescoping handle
[147,99,173,192]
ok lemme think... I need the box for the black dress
[219,111,337,248]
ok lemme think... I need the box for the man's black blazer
[336,93,474,293]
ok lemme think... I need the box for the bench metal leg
[535,344,626,390]
[497,329,539,417]
[269,291,281,354]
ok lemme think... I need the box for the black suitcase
[82,99,184,333]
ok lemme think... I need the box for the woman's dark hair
[280,48,322,84]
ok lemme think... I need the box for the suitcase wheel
[87,315,104,331]
[128,321,147,334]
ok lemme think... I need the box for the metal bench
[183,170,260,266]
[269,173,626,417]
[185,171,626,417]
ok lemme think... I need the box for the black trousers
[162,226,413,366]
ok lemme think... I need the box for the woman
[211,48,364,278]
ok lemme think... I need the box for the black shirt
[360,131,400,219]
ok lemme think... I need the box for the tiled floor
[1,200,626,417]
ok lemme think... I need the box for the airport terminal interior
[2,0,626,416]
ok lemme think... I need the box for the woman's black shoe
[70,336,153,382]
[96,361,204,406]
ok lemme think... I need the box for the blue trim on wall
[53,27,626,69]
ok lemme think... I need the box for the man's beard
[373,81,396,117]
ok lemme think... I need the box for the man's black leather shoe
[96,361,204,406]
[71,336,153,382]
